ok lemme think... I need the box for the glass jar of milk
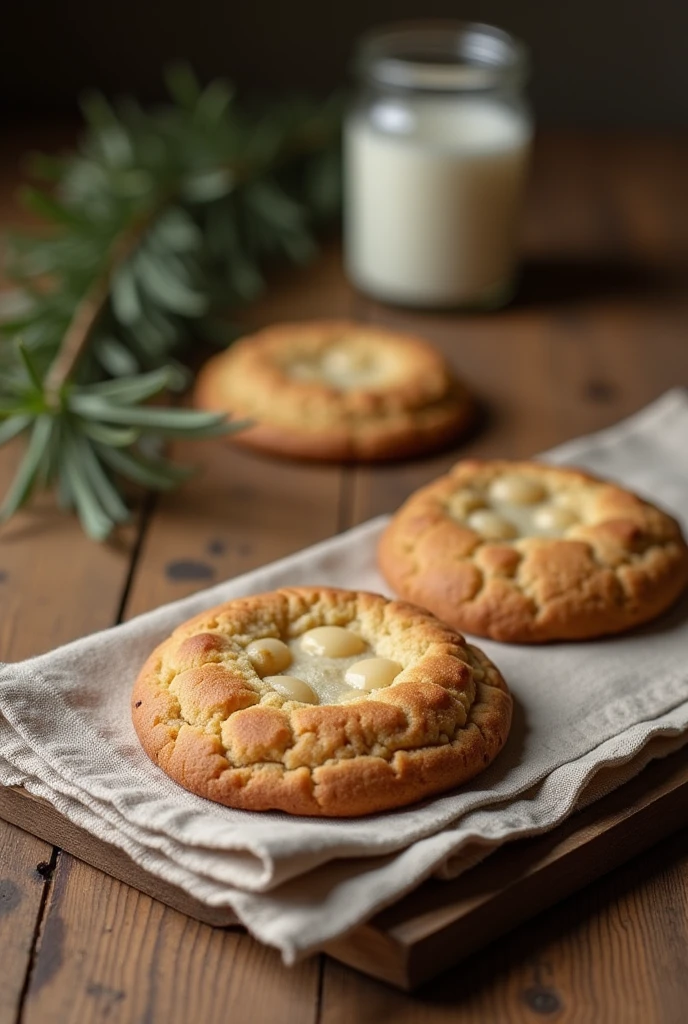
[344,22,532,309]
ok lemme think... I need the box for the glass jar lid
[353,21,529,93]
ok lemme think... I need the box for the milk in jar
[344,23,532,308]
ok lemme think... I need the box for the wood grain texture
[0,821,53,1023]
[1,131,688,1022]
[21,856,319,1024]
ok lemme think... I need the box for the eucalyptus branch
[0,64,343,539]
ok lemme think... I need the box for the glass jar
[344,21,533,309]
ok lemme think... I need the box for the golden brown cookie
[378,460,688,644]
[131,587,512,816]
[193,320,474,461]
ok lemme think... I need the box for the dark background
[1,0,686,128]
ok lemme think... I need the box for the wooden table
[1,132,687,1023]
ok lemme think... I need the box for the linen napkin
[1,389,688,963]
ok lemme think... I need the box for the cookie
[193,320,474,461]
[132,587,512,817]
[378,460,688,643]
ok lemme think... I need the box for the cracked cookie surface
[193,320,474,461]
[378,460,688,643]
[131,587,512,816]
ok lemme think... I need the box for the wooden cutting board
[1,748,687,991]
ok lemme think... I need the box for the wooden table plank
[0,821,53,1024]
[20,856,320,1024]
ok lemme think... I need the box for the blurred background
[1,0,687,128]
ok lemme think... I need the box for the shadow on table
[514,255,682,308]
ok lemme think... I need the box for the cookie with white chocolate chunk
[131,587,511,816]
[378,460,688,643]
[193,320,474,461]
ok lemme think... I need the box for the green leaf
[277,226,317,264]
[57,467,74,510]
[93,126,133,170]
[0,414,32,445]
[69,396,235,437]
[196,80,235,125]
[134,304,179,344]
[70,431,131,523]
[182,168,235,203]
[15,340,45,394]
[20,187,84,228]
[111,262,142,326]
[0,415,55,520]
[152,207,202,251]
[133,249,208,316]
[80,90,119,128]
[96,443,193,490]
[206,202,264,299]
[247,180,306,231]
[0,398,29,417]
[73,366,177,404]
[164,63,202,110]
[94,335,140,377]
[60,434,115,540]
[79,420,140,446]
[0,315,40,336]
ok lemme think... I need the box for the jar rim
[352,20,529,92]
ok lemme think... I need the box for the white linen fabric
[1,389,688,963]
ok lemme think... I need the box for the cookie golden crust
[131,587,512,817]
[193,320,474,461]
[378,460,688,644]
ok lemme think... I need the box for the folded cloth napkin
[2,389,688,963]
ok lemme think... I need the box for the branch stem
[43,212,156,407]
[43,274,111,405]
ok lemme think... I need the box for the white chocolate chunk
[345,658,403,691]
[489,476,546,506]
[532,505,579,532]
[321,347,366,376]
[246,638,292,677]
[264,675,319,704]
[447,490,485,519]
[300,626,366,658]
[322,346,371,384]
[467,509,519,541]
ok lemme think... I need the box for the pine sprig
[0,65,342,539]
